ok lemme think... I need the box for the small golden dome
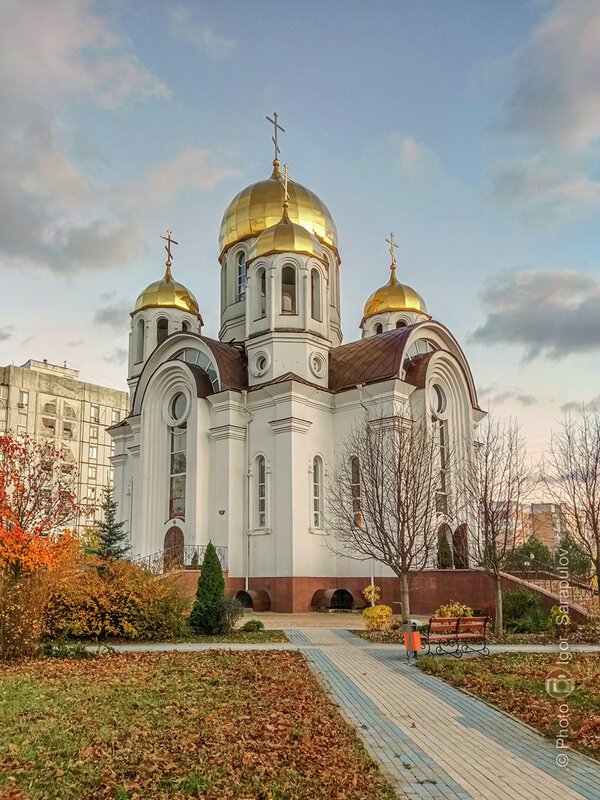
[362,266,429,325]
[219,162,338,256]
[134,264,199,316]
[248,205,323,263]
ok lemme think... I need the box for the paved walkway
[110,630,600,800]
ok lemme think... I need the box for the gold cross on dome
[160,228,178,264]
[386,232,398,267]
[266,112,285,161]
[282,162,294,203]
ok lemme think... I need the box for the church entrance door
[164,526,184,571]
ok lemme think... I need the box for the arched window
[182,321,190,332]
[281,266,297,314]
[157,317,169,345]
[311,269,322,321]
[350,456,361,527]
[256,455,266,528]
[434,417,448,514]
[396,320,407,329]
[374,323,383,335]
[135,318,144,363]
[169,405,187,519]
[237,252,246,301]
[257,268,266,318]
[313,456,323,527]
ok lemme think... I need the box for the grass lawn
[417,653,600,761]
[0,651,397,800]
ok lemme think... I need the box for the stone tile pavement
[109,629,600,800]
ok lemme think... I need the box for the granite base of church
[172,568,581,616]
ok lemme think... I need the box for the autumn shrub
[241,619,264,632]
[363,604,392,631]
[549,605,573,637]
[362,585,380,605]
[0,571,47,659]
[220,597,244,634]
[434,601,473,618]
[43,553,191,641]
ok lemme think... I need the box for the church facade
[109,148,484,612]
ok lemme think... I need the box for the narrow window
[313,456,323,527]
[90,405,99,423]
[256,455,266,528]
[135,318,145,363]
[351,456,361,527]
[396,320,407,329]
[111,409,120,424]
[157,317,169,344]
[237,252,246,301]
[374,323,383,335]
[169,422,186,519]
[257,268,266,318]
[281,266,297,314]
[435,418,448,514]
[311,269,321,321]
[182,321,190,332]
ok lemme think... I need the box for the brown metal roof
[200,336,247,391]
[329,326,414,392]
[403,352,435,389]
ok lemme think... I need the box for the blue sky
[1,0,600,456]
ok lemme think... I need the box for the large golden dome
[219,162,338,256]
[248,205,324,263]
[362,266,429,325]
[134,264,199,316]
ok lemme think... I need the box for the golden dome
[362,266,429,325]
[134,264,199,316]
[219,162,338,256]
[248,205,324,263]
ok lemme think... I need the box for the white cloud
[488,156,600,226]
[471,269,600,359]
[93,300,131,332]
[0,327,13,342]
[167,6,236,62]
[496,0,600,148]
[388,132,441,180]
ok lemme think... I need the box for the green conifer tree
[189,542,225,634]
[88,486,130,560]
[437,533,453,569]
[556,534,593,581]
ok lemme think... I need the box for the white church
[110,128,484,612]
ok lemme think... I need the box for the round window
[256,356,267,372]
[171,393,187,422]
[432,385,446,415]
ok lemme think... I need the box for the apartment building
[0,359,129,528]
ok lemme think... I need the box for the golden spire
[280,162,294,222]
[160,228,178,280]
[266,112,285,176]
[386,232,399,284]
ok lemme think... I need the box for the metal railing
[135,544,228,574]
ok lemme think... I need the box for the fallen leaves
[0,651,396,800]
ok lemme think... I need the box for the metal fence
[135,544,228,574]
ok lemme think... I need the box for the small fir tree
[437,533,453,569]
[88,486,130,560]
[189,542,225,634]
[556,534,593,581]
[504,535,554,573]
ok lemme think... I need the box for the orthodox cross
[386,232,398,267]
[282,162,292,203]
[266,112,285,161]
[160,228,178,264]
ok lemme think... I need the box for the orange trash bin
[403,631,422,652]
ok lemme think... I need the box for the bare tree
[326,413,444,622]
[543,410,600,595]
[457,415,534,635]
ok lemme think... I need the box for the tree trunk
[494,573,503,636]
[399,572,411,623]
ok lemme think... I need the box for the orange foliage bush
[43,551,191,641]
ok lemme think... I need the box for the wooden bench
[423,616,489,658]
